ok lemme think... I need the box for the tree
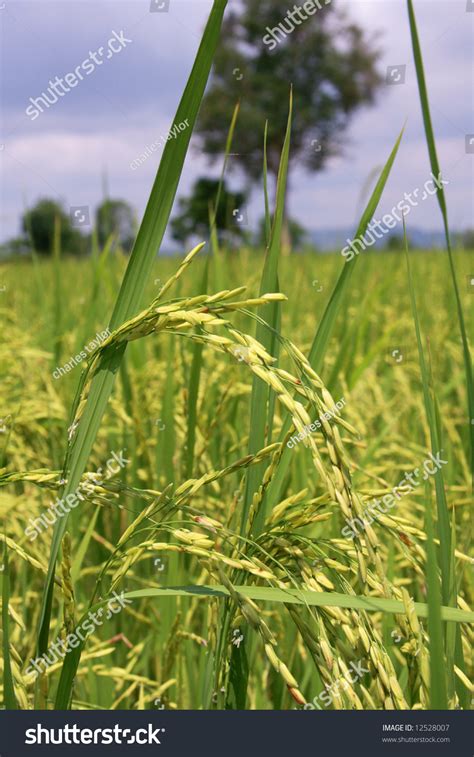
[22,199,84,255]
[195,0,382,189]
[171,177,247,246]
[458,229,474,249]
[96,199,136,252]
[385,234,407,251]
[0,237,31,259]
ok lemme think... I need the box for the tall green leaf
[404,226,451,603]
[227,93,292,709]
[407,0,474,492]
[266,127,405,505]
[1,539,17,709]
[241,90,293,537]
[424,483,448,708]
[54,583,473,709]
[185,103,240,478]
[36,0,228,668]
[262,120,272,245]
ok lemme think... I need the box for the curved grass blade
[404,223,451,603]
[308,125,404,372]
[262,122,278,449]
[1,539,18,709]
[70,506,100,584]
[184,264,208,480]
[407,0,474,492]
[263,120,272,245]
[160,338,176,484]
[227,97,293,703]
[404,221,455,705]
[266,127,405,505]
[241,89,293,537]
[122,585,474,622]
[186,103,240,477]
[424,482,448,708]
[36,0,229,670]
[54,583,473,709]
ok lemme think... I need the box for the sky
[0,0,473,246]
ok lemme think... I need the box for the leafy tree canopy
[196,0,382,182]
[96,199,136,252]
[22,199,84,256]
[171,177,247,245]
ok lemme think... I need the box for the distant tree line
[2,191,473,259]
[0,182,312,258]
[0,198,136,257]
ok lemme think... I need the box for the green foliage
[2,540,18,709]
[195,0,382,182]
[22,198,85,256]
[0,237,31,258]
[385,234,408,251]
[34,0,229,707]
[456,228,474,249]
[96,199,136,253]
[171,177,247,245]
[0,0,471,716]
[1,245,472,711]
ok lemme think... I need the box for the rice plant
[0,0,472,712]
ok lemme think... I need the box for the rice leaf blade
[241,90,293,537]
[407,0,474,491]
[35,0,228,680]
[266,127,404,504]
[1,540,18,709]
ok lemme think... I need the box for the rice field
[0,0,472,713]
[0,243,472,710]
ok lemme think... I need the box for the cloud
[1,0,473,242]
